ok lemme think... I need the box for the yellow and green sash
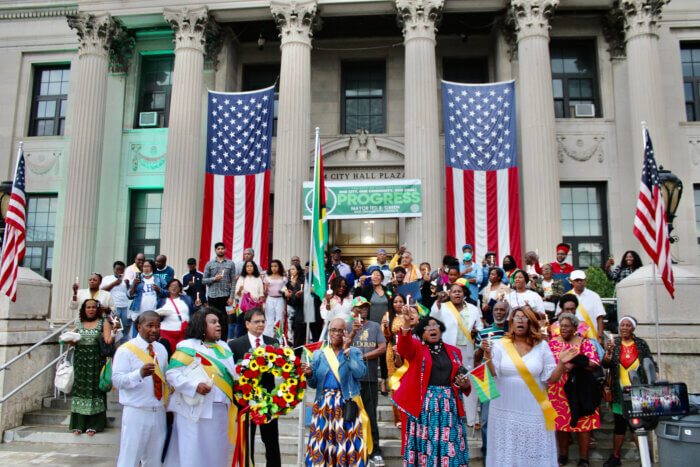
[122,342,170,405]
[446,301,474,345]
[501,338,557,430]
[169,347,238,444]
[388,360,409,392]
[566,291,598,339]
[323,346,373,459]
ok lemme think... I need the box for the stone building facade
[1,0,700,320]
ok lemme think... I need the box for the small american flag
[633,129,674,298]
[198,86,274,269]
[442,80,522,264]
[0,146,27,301]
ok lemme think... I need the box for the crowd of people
[62,241,653,467]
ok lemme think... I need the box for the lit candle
[488,332,494,342]
[75,275,79,284]
[406,294,411,306]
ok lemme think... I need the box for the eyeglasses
[512,317,528,323]
[424,324,440,330]
[328,328,345,334]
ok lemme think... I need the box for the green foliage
[585,267,615,298]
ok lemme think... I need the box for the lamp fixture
[657,166,683,244]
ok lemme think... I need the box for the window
[682,44,700,122]
[242,63,279,135]
[550,40,599,118]
[135,55,174,128]
[29,66,70,136]
[341,61,386,134]
[127,190,162,261]
[442,57,489,84]
[21,194,58,280]
[560,183,609,268]
[694,184,700,245]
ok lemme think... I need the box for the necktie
[255,337,261,348]
[147,344,163,400]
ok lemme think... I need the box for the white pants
[165,403,230,467]
[457,344,479,426]
[264,296,285,337]
[116,405,166,467]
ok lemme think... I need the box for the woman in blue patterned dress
[393,313,472,466]
[301,317,368,467]
[68,299,116,435]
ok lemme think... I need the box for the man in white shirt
[124,252,145,284]
[101,261,131,343]
[112,311,168,467]
[556,269,606,344]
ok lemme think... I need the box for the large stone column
[270,0,317,263]
[160,7,210,273]
[509,0,562,258]
[54,14,119,321]
[396,0,444,266]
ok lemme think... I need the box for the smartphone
[622,382,689,419]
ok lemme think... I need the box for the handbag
[99,337,115,359]
[54,348,74,394]
[602,369,613,403]
[240,292,263,313]
[99,357,113,392]
[342,398,359,423]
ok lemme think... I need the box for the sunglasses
[328,328,346,334]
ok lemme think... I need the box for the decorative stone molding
[620,0,669,41]
[508,0,559,41]
[25,150,62,176]
[163,7,210,54]
[317,135,405,166]
[67,13,120,59]
[0,7,78,20]
[109,25,135,74]
[601,6,627,59]
[130,143,167,172]
[395,0,444,42]
[689,136,700,167]
[556,135,605,163]
[270,0,318,47]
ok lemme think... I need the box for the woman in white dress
[320,276,353,340]
[165,308,236,467]
[505,269,546,317]
[480,305,578,467]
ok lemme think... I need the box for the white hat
[569,270,586,281]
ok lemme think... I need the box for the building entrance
[329,218,398,265]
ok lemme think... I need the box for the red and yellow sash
[123,342,170,405]
[323,346,373,459]
[501,338,557,430]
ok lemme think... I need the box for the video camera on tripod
[620,357,690,467]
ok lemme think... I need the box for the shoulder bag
[55,348,75,394]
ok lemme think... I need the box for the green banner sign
[302,180,422,219]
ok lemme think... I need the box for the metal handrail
[0,317,76,373]
[0,348,69,403]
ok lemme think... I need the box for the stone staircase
[0,390,643,466]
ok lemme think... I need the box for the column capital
[508,0,559,41]
[270,0,318,47]
[163,7,210,54]
[67,13,119,59]
[395,0,444,42]
[620,0,669,41]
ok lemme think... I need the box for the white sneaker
[370,454,385,467]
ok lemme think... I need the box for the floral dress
[548,337,600,432]
[69,318,107,433]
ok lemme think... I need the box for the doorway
[330,218,398,265]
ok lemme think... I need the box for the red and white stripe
[198,171,270,270]
[0,185,26,301]
[446,165,522,265]
[633,181,674,298]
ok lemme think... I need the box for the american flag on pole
[0,145,26,301]
[633,129,674,298]
[198,86,274,269]
[442,80,522,264]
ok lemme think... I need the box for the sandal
[86,429,96,436]
[72,430,82,435]
[380,379,389,396]
[558,455,568,466]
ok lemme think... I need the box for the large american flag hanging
[633,129,674,298]
[0,146,27,301]
[442,80,522,264]
[198,86,274,269]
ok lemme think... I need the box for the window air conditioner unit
[139,112,158,127]
[574,103,595,118]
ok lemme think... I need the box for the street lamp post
[657,166,683,244]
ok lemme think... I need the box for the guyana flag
[469,362,500,403]
[416,302,430,318]
[310,130,327,300]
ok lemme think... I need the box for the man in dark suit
[228,308,281,467]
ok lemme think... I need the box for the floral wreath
[233,345,306,425]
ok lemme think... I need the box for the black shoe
[603,454,622,467]
[577,459,589,467]
[558,455,568,466]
